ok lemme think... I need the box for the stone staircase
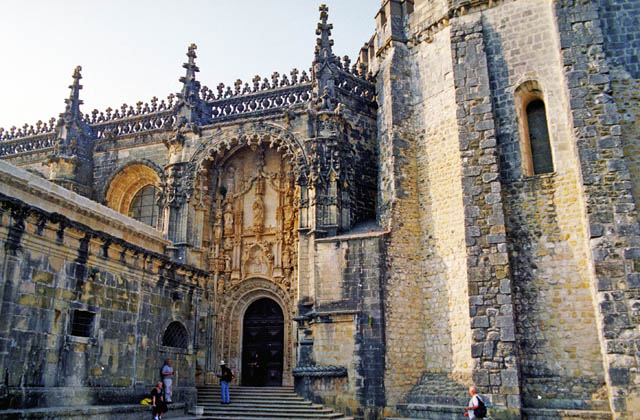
[194,385,353,420]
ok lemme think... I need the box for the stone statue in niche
[234,205,243,236]
[223,203,234,236]
[282,246,292,269]
[253,198,265,230]
[213,208,223,245]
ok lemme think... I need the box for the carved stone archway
[190,123,310,183]
[104,162,163,214]
[216,277,295,386]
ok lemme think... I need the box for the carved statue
[214,208,223,244]
[223,205,234,235]
[253,198,265,229]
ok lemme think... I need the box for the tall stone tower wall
[484,0,608,408]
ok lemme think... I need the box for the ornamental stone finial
[314,4,335,63]
[61,65,84,124]
[175,43,209,127]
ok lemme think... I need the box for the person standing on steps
[161,359,175,403]
[217,360,234,404]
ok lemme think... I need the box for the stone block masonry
[450,12,521,414]
[0,162,207,410]
[554,0,640,416]
[484,0,610,410]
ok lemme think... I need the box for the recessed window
[70,310,95,337]
[526,100,553,175]
[162,321,188,349]
[129,185,161,228]
[515,80,554,177]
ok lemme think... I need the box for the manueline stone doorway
[242,298,284,386]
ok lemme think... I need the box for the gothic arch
[161,320,190,350]
[104,161,164,215]
[216,277,294,386]
[190,122,310,183]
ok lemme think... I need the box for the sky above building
[0,0,380,129]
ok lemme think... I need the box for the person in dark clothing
[217,360,234,404]
[151,381,168,420]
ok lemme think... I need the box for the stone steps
[195,386,352,420]
[389,404,613,420]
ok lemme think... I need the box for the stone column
[554,1,640,417]
[450,14,521,415]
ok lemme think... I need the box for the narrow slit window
[526,99,553,175]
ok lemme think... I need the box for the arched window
[515,80,554,177]
[129,185,161,228]
[526,100,553,175]
[162,321,188,349]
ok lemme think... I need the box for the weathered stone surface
[0,1,639,419]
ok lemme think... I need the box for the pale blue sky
[0,0,380,129]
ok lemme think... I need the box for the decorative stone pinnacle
[61,65,84,123]
[175,43,209,127]
[181,43,200,84]
[314,4,335,62]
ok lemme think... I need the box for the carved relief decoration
[215,277,295,386]
[208,144,298,295]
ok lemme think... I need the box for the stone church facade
[0,1,638,419]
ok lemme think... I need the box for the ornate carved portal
[207,145,298,386]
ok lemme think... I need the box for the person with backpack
[464,385,487,419]
[217,360,234,404]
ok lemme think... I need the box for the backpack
[474,396,487,418]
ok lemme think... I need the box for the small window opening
[526,99,553,175]
[162,321,188,349]
[129,185,161,228]
[70,310,95,337]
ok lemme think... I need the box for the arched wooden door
[242,298,284,386]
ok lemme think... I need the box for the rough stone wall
[554,0,640,416]
[376,40,426,406]
[297,233,386,420]
[600,0,640,218]
[412,26,471,380]
[484,0,608,408]
[450,12,521,412]
[93,138,169,203]
[348,121,379,225]
[599,0,640,79]
[616,77,640,221]
[0,162,206,410]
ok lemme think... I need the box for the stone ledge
[292,365,348,377]
[0,402,186,420]
[0,159,168,252]
[522,408,612,420]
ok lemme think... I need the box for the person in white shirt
[464,385,484,419]
[161,359,175,403]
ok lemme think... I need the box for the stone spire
[175,43,209,127]
[314,4,336,64]
[55,66,93,153]
[47,66,95,197]
[312,4,339,111]
[62,65,84,123]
